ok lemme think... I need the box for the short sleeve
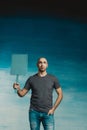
[53,77,60,89]
[24,77,32,90]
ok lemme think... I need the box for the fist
[13,83,20,90]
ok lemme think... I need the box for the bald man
[13,57,63,130]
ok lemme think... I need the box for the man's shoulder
[47,73,56,78]
[28,73,37,80]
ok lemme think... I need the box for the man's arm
[13,83,28,97]
[48,87,63,115]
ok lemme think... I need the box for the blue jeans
[29,109,55,130]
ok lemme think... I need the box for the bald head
[37,57,48,72]
[37,57,48,64]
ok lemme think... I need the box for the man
[13,57,63,130]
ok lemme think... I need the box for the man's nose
[41,63,44,65]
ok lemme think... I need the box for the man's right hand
[13,83,20,90]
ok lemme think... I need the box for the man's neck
[38,71,47,77]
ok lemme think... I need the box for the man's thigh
[42,114,55,130]
[29,109,40,130]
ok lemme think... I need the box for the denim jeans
[29,109,55,130]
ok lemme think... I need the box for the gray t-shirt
[24,74,60,113]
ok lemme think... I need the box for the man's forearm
[53,94,63,111]
[17,88,28,97]
[17,89,24,97]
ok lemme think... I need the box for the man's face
[37,58,48,72]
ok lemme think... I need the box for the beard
[39,68,46,72]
